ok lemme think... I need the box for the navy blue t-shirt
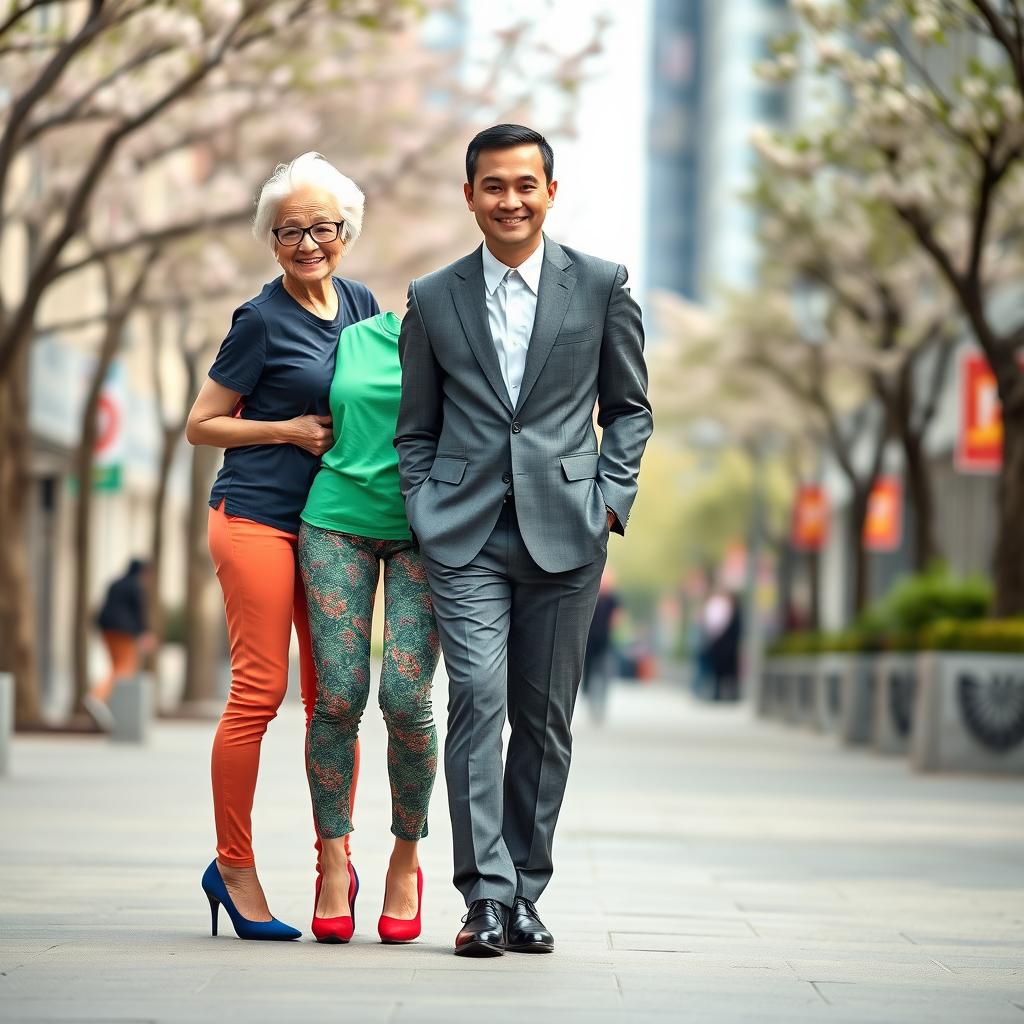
[208,275,379,533]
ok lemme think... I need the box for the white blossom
[912,14,940,42]
[814,37,845,67]
[950,104,980,135]
[996,85,1023,121]
[269,66,293,88]
[875,48,903,85]
[203,0,243,31]
[962,77,987,101]
[981,109,1000,133]
[881,88,910,119]
[859,18,888,44]
[777,52,799,77]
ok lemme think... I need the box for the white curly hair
[252,152,365,250]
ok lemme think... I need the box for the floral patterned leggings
[298,523,440,842]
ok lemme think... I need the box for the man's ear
[464,182,475,211]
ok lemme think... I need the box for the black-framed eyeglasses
[271,221,344,246]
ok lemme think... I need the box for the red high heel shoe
[378,866,423,944]
[312,861,358,944]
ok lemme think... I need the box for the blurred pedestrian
[298,308,440,945]
[395,124,653,957]
[581,568,621,722]
[703,590,742,701]
[187,152,378,941]
[83,558,154,730]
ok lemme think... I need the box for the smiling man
[395,124,653,957]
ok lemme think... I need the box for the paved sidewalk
[1,677,1023,1023]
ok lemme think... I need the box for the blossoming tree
[757,0,1024,613]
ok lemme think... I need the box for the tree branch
[22,40,178,144]
[970,0,1024,96]
[52,206,250,280]
[913,324,957,436]
[0,0,70,39]
[0,0,108,213]
[0,4,276,376]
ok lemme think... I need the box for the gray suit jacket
[394,236,653,572]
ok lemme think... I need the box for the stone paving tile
[812,981,1024,1020]
[2,682,1024,1022]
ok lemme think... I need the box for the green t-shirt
[301,311,410,540]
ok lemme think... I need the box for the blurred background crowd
[3,0,1024,739]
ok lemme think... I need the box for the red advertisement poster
[863,475,903,552]
[791,484,829,551]
[956,351,1002,472]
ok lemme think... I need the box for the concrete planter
[0,672,12,776]
[761,657,817,723]
[837,654,877,746]
[873,653,919,756]
[790,657,818,726]
[759,657,789,719]
[108,674,154,744]
[812,653,852,734]
[911,652,1024,774]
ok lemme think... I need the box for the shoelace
[461,898,505,924]
[516,897,538,917]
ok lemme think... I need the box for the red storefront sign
[791,484,829,551]
[956,351,1002,472]
[863,475,903,552]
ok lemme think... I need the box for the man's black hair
[465,124,554,186]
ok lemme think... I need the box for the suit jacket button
[511,421,522,434]
[502,472,511,484]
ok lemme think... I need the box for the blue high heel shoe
[202,860,301,941]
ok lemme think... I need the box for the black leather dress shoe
[454,898,508,957]
[506,897,554,953]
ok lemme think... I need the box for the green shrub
[768,568,992,656]
[921,618,1024,653]
[767,631,822,656]
[874,567,991,632]
[769,629,878,655]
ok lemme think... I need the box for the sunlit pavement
[2,673,1023,1023]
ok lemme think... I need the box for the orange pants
[92,631,140,701]
[208,501,358,868]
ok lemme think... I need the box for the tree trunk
[807,549,821,630]
[993,389,1024,616]
[901,428,941,572]
[70,315,130,710]
[181,443,221,705]
[0,352,43,726]
[775,541,795,630]
[146,423,181,670]
[70,368,106,711]
[848,486,872,616]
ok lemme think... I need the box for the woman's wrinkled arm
[185,377,333,455]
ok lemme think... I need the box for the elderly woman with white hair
[188,152,378,941]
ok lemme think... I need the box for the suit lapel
[449,246,514,414]
[514,237,576,415]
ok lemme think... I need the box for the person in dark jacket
[704,592,742,701]
[85,559,153,726]
[582,568,621,722]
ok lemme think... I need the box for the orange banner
[956,351,1002,472]
[863,475,903,552]
[791,484,828,552]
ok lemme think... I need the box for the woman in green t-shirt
[298,310,440,945]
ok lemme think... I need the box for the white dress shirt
[482,240,544,405]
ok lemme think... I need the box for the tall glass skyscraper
[647,1,704,302]
[647,0,792,306]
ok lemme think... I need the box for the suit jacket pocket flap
[560,452,599,481]
[429,456,467,484]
